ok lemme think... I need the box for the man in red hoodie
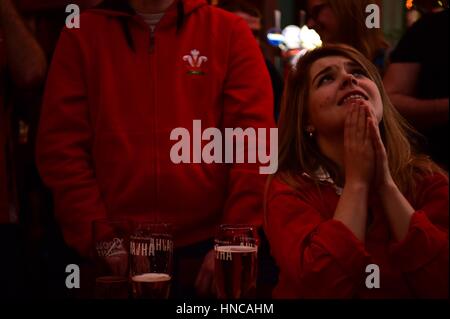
[37,0,274,297]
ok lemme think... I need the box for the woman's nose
[341,73,358,88]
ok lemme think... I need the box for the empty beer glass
[92,218,131,299]
[214,224,259,299]
[129,222,173,299]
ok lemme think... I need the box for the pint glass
[92,218,131,299]
[214,224,259,299]
[129,222,173,299]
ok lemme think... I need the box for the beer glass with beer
[214,224,259,299]
[92,218,131,299]
[129,222,173,299]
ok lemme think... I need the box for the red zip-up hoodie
[265,173,449,298]
[36,0,274,257]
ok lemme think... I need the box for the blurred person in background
[384,8,448,170]
[406,0,449,27]
[1,0,101,299]
[304,0,389,74]
[412,0,448,14]
[0,0,47,299]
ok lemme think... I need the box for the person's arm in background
[383,63,448,129]
[0,0,47,88]
[36,25,107,258]
[383,12,449,130]
[195,17,275,296]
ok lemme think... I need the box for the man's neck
[129,0,175,14]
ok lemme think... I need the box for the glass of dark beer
[214,224,259,299]
[129,222,173,299]
[92,218,132,299]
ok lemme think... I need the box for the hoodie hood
[91,0,207,18]
[87,0,208,51]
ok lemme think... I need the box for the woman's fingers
[369,115,393,186]
[356,101,374,145]
[344,103,375,186]
[361,102,375,142]
[365,116,372,147]
[369,117,384,159]
[362,104,370,143]
[345,104,356,147]
[356,103,364,141]
[344,106,352,147]
[346,103,375,150]
[194,250,216,298]
[367,102,377,121]
[370,118,382,148]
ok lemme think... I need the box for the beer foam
[215,245,257,253]
[95,276,128,283]
[132,273,171,283]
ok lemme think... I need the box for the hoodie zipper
[149,29,155,54]
[147,26,159,217]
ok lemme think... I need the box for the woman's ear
[306,125,315,133]
[306,125,315,137]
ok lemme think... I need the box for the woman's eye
[352,69,367,78]
[318,75,333,86]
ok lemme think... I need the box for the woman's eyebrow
[345,61,361,69]
[312,65,334,84]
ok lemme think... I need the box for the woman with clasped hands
[265,44,448,299]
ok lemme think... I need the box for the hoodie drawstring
[176,1,185,33]
[119,17,136,53]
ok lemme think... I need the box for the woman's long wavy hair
[276,44,444,198]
